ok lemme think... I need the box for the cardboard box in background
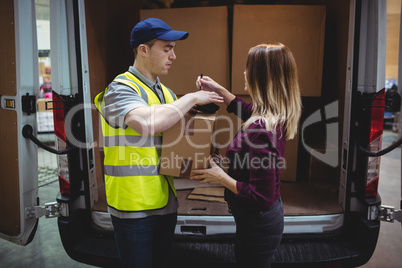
[39,62,45,77]
[37,98,53,112]
[42,74,51,83]
[160,111,217,178]
[232,5,326,97]
[140,6,230,95]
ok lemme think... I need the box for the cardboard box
[232,5,326,97]
[140,7,230,95]
[36,98,52,112]
[160,111,217,178]
[39,62,45,77]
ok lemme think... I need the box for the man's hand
[124,90,223,136]
[191,90,224,106]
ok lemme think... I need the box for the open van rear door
[0,0,41,245]
[0,0,95,246]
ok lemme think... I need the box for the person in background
[191,42,302,268]
[94,18,223,268]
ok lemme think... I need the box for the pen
[199,74,203,90]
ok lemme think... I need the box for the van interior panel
[0,0,19,236]
[0,0,16,96]
[0,110,20,235]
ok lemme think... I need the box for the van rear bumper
[170,214,379,267]
[57,210,379,267]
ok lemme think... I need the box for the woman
[190,42,302,267]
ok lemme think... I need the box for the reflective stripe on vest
[93,71,177,211]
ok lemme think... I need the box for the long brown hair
[243,42,302,140]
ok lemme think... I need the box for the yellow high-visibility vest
[94,71,177,211]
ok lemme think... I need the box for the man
[94,18,223,268]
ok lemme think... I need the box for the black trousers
[231,198,284,268]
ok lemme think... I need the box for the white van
[0,0,401,267]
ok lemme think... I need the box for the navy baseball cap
[130,18,189,48]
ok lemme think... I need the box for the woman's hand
[195,75,236,106]
[196,75,223,92]
[190,156,225,185]
[190,156,238,194]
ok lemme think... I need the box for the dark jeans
[231,198,284,268]
[111,213,177,268]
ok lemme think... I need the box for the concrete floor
[0,130,400,267]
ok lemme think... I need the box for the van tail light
[58,175,71,195]
[57,139,71,195]
[365,88,385,198]
[53,91,67,143]
[52,91,71,195]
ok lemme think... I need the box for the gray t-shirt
[102,66,166,129]
[103,66,178,219]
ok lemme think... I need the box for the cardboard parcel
[160,110,217,178]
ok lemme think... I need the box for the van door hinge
[368,205,402,223]
[25,202,68,219]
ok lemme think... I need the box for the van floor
[176,181,343,216]
[92,181,343,216]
